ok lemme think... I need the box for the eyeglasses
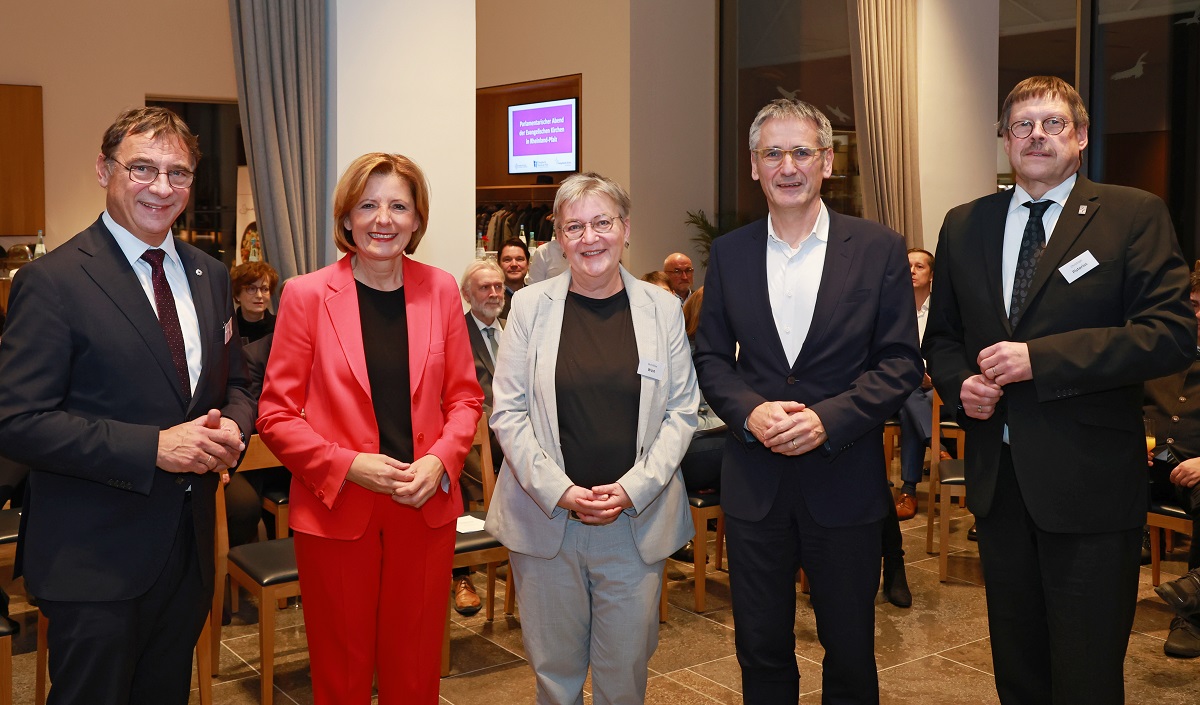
[558,215,622,240]
[667,268,694,275]
[1007,117,1071,139]
[750,146,830,167]
[109,158,195,189]
[242,285,271,296]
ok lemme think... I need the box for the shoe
[1141,530,1152,565]
[1165,616,1200,658]
[895,493,917,521]
[670,540,708,565]
[1155,568,1200,621]
[453,575,481,616]
[0,614,19,636]
[967,522,978,541]
[882,557,912,608]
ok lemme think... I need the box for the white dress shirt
[766,203,829,367]
[103,211,202,391]
[1001,174,1076,317]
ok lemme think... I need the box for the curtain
[229,0,326,281]
[848,0,923,247]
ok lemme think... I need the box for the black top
[357,281,413,463]
[556,289,639,487]
[237,309,276,344]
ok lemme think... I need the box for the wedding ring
[977,405,983,413]
[991,366,998,377]
[791,438,798,449]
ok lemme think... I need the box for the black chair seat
[455,511,503,554]
[262,488,289,506]
[228,538,298,587]
[687,490,722,509]
[1149,501,1190,521]
[0,508,21,545]
[938,459,966,485]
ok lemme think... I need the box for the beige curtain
[848,0,923,247]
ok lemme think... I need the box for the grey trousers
[510,513,665,705]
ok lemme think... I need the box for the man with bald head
[663,252,694,302]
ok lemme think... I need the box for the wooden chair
[662,490,725,619]
[212,436,299,705]
[1147,500,1194,586]
[925,390,968,581]
[883,416,901,487]
[442,413,513,677]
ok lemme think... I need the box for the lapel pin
[195,268,203,276]
[1078,205,1087,215]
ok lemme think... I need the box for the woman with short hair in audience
[230,260,279,344]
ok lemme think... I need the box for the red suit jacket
[257,255,483,538]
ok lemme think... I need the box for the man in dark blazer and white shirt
[0,107,254,705]
[923,76,1194,704]
[695,99,922,703]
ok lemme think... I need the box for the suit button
[417,433,425,442]
[1172,416,1181,423]
[176,477,185,485]
[1180,397,1187,402]
[786,376,796,385]
[317,490,325,499]
[1168,437,1176,444]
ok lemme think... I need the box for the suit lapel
[796,210,850,369]
[77,220,189,406]
[534,273,570,453]
[622,268,657,453]
[1019,176,1100,327]
[325,258,372,398]
[179,244,216,412]
[976,194,1012,334]
[744,223,791,370]
[466,312,495,375]
[404,257,432,394]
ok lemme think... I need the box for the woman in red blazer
[258,153,483,704]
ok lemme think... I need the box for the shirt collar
[102,210,183,270]
[1007,174,1077,215]
[470,312,499,331]
[766,201,829,252]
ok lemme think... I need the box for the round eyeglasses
[109,158,195,189]
[558,215,621,240]
[750,146,831,167]
[1008,117,1071,139]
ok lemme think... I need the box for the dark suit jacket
[924,176,1195,533]
[694,209,923,526]
[465,311,501,414]
[0,216,255,602]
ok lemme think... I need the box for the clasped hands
[157,409,244,482]
[557,483,633,526]
[347,453,445,508]
[748,401,826,456]
[961,341,1032,420]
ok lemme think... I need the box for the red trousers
[294,491,455,704]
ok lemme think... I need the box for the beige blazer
[485,266,698,563]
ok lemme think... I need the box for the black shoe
[0,614,19,637]
[882,558,912,608]
[967,523,978,542]
[1155,568,1200,620]
[1141,530,1153,565]
[1165,616,1200,658]
[671,540,695,563]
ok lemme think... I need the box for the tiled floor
[3,495,1198,704]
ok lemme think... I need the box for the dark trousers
[881,492,904,561]
[39,497,209,705]
[977,448,1141,705]
[726,470,882,705]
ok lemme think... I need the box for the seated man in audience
[453,259,507,615]
[663,252,694,303]
[498,237,529,319]
[1147,268,1200,657]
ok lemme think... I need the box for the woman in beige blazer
[486,172,698,705]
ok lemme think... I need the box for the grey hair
[748,98,833,150]
[459,258,505,298]
[553,172,632,222]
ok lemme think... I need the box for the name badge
[637,359,664,381]
[1059,250,1099,284]
[224,317,233,344]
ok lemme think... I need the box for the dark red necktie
[140,249,191,399]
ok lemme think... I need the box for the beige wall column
[332,1,477,277]
[916,0,999,253]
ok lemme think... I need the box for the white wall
[0,1,236,249]
[916,0,1000,252]
[332,2,477,280]
[629,0,718,277]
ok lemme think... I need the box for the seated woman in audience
[258,152,482,703]
[486,172,698,704]
[231,260,279,344]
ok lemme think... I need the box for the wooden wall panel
[0,85,46,237]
